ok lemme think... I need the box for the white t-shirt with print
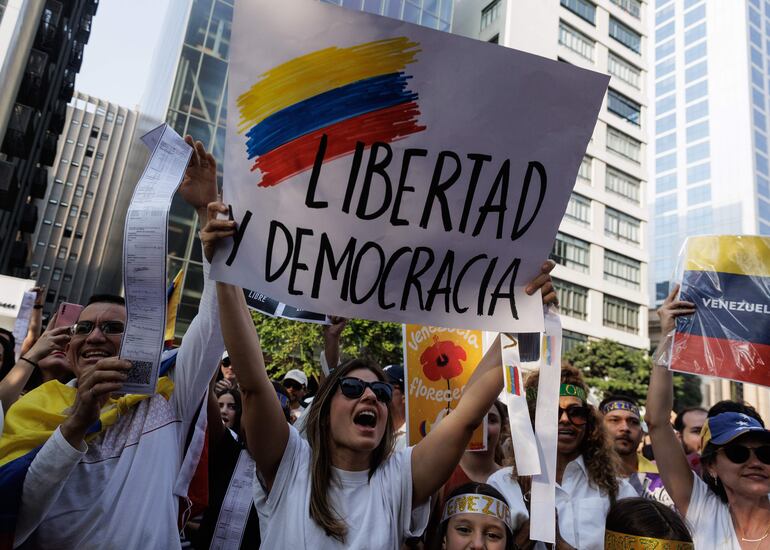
[489,457,637,550]
[253,425,430,549]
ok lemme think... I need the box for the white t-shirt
[686,474,753,549]
[253,426,430,549]
[394,423,407,452]
[489,457,637,549]
[14,259,224,549]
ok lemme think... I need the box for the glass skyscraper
[650,0,770,308]
[164,0,454,337]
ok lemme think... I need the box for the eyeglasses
[558,405,590,426]
[71,320,125,337]
[338,377,392,404]
[720,444,770,465]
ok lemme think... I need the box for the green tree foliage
[563,338,702,408]
[250,311,403,380]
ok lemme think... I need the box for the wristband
[33,304,43,309]
[20,356,38,369]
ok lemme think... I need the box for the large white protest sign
[211,0,608,332]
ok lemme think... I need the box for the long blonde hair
[303,359,395,542]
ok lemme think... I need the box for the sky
[76,0,169,109]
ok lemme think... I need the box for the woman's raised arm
[201,201,289,489]
[645,284,696,515]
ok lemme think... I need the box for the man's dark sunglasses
[558,405,589,426]
[221,357,232,367]
[721,444,770,465]
[71,320,125,336]
[283,379,302,391]
[338,377,392,404]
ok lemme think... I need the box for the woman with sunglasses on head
[647,286,770,549]
[438,481,519,550]
[488,365,636,549]
[199,200,557,549]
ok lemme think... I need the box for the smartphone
[54,302,84,329]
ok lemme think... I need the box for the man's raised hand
[179,136,218,217]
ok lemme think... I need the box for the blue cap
[383,364,404,386]
[701,412,770,447]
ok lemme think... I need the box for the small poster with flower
[403,324,487,450]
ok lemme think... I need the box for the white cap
[283,369,308,387]
[221,350,229,361]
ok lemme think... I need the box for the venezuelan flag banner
[671,236,770,386]
[164,267,184,345]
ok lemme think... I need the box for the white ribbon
[529,309,562,544]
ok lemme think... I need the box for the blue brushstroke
[245,72,418,158]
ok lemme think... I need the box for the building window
[559,21,595,61]
[480,0,501,30]
[554,278,588,320]
[57,246,68,260]
[604,250,641,288]
[54,178,63,185]
[565,193,591,225]
[116,114,125,125]
[90,128,99,139]
[551,232,590,272]
[85,191,94,199]
[560,0,596,25]
[101,133,109,141]
[75,185,84,197]
[610,0,641,19]
[607,53,641,89]
[63,226,72,237]
[63,274,73,282]
[80,212,89,220]
[70,206,79,217]
[69,252,78,260]
[48,199,58,205]
[80,166,89,177]
[106,111,115,122]
[607,127,641,163]
[52,268,62,282]
[85,145,94,158]
[603,295,639,333]
[563,330,589,353]
[607,89,641,125]
[96,106,106,116]
[578,156,592,182]
[605,207,641,244]
[95,152,104,160]
[609,16,642,53]
[605,166,640,204]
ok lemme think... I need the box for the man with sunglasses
[282,369,308,423]
[600,395,673,506]
[5,137,226,549]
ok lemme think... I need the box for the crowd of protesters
[0,138,767,549]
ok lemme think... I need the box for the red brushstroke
[671,332,770,387]
[251,101,425,187]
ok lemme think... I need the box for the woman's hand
[199,201,237,263]
[24,322,71,363]
[656,284,695,335]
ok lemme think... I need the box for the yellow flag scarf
[0,377,174,467]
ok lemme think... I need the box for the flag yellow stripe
[237,37,420,133]
[684,235,770,277]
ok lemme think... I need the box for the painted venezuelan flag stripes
[671,236,770,386]
[237,37,426,188]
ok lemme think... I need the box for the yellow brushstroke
[237,37,421,134]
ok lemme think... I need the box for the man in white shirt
[7,137,224,549]
[384,364,407,451]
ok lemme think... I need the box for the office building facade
[0,0,96,277]
[454,0,650,351]
[162,0,456,337]
[28,92,137,315]
[650,0,770,418]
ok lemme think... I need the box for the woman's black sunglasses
[558,405,590,426]
[720,444,770,465]
[338,377,392,404]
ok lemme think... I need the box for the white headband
[441,493,513,532]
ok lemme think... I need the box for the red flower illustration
[420,337,466,382]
